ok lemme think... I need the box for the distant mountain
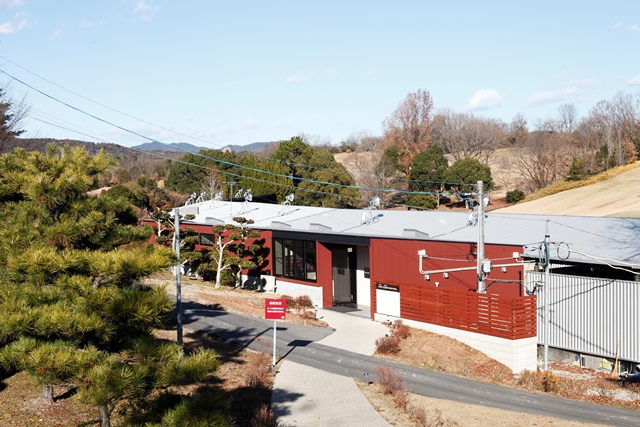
[132,142,206,152]
[4,138,185,162]
[221,141,277,153]
[133,141,274,154]
[5,138,139,157]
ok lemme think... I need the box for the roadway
[178,299,640,427]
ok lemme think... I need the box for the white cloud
[468,89,504,110]
[628,75,640,86]
[244,118,258,130]
[132,0,159,20]
[524,80,597,106]
[631,25,640,31]
[0,0,24,7]
[286,70,307,84]
[0,21,13,34]
[611,21,623,29]
[133,0,150,13]
[362,69,376,77]
[52,26,62,39]
[17,18,27,30]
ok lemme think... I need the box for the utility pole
[543,220,550,371]
[223,181,238,215]
[174,208,183,345]
[476,180,486,293]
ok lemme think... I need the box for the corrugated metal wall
[526,272,640,362]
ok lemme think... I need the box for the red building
[148,199,542,371]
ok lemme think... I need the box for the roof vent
[205,217,224,225]
[309,223,332,232]
[270,221,292,229]
[178,206,199,216]
[403,229,429,239]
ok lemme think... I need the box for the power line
[1,58,483,191]
[0,67,480,202]
[0,55,227,151]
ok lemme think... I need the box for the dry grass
[0,371,97,427]
[523,161,640,202]
[374,365,405,395]
[372,365,462,427]
[375,334,401,354]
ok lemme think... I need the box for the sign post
[264,298,287,367]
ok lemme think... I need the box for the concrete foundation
[375,313,537,373]
[273,279,323,308]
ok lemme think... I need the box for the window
[200,233,215,246]
[273,238,317,282]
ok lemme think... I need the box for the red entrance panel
[265,298,287,320]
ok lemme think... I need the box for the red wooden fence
[388,283,537,340]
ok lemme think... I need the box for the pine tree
[0,144,221,427]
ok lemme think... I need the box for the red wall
[317,242,333,308]
[370,238,524,297]
[145,220,274,276]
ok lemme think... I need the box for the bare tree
[382,89,434,174]
[359,133,385,152]
[507,113,529,146]
[510,122,573,191]
[432,109,503,163]
[298,132,333,149]
[0,86,28,151]
[557,103,578,134]
[575,93,639,172]
[260,141,281,158]
[200,167,222,199]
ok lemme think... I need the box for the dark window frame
[199,233,215,246]
[273,237,317,282]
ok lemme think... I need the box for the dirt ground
[151,273,640,427]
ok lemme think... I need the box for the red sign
[265,298,287,320]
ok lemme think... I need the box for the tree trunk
[215,239,224,289]
[42,384,54,404]
[99,404,111,427]
[235,270,242,288]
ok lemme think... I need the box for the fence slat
[379,282,537,340]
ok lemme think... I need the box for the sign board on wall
[375,283,400,317]
[265,298,287,320]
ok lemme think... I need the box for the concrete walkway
[271,308,391,426]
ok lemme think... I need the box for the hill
[335,150,640,218]
[221,141,273,153]
[132,141,206,152]
[5,138,179,160]
[493,162,640,218]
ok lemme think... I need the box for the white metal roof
[178,200,640,269]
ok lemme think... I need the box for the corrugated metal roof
[180,200,640,268]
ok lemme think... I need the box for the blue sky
[0,1,638,150]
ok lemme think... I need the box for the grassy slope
[494,161,640,217]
